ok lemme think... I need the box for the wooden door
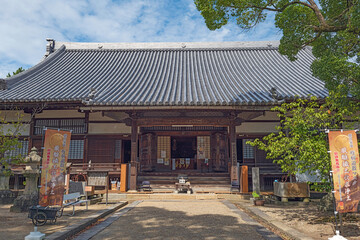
[211,133,228,171]
[157,136,171,171]
[88,138,114,163]
[140,133,156,171]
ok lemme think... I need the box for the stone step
[138,172,230,177]
[138,178,230,184]
[106,193,251,201]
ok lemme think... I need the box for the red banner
[39,129,71,207]
[328,130,360,213]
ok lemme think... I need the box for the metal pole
[330,171,339,233]
[326,130,340,235]
[339,212,343,234]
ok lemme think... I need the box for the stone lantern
[10,147,41,212]
[23,147,41,195]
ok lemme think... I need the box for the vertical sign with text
[39,129,71,207]
[328,130,360,213]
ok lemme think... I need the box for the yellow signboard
[39,129,71,207]
[328,130,360,213]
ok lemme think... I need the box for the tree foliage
[0,111,25,175]
[0,67,27,174]
[248,91,359,191]
[6,67,25,78]
[195,0,360,98]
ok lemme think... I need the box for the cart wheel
[56,208,63,218]
[50,218,57,224]
[32,212,47,226]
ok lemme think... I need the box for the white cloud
[0,0,281,78]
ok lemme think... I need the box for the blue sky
[0,0,281,78]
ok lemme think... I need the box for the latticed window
[197,136,210,159]
[34,119,86,135]
[242,139,255,159]
[115,140,122,159]
[68,140,84,160]
[157,136,170,159]
[5,139,29,159]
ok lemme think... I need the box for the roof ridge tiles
[55,40,280,51]
[65,46,279,53]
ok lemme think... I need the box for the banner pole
[330,171,339,234]
[327,130,340,235]
[339,212,343,234]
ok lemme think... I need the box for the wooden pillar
[28,112,35,152]
[129,118,138,191]
[83,111,89,164]
[229,120,238,182]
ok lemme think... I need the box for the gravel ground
[91,200,274,240]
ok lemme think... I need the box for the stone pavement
[77,199,281,240]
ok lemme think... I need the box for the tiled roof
[0,41,328,106]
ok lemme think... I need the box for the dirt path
[0,203,116,240]
[253,202,360,240]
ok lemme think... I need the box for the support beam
[129,118,138,191]
[229,118,238,183]
[136,117,231,126]
[28,114,35,153]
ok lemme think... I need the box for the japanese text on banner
[39,129,71,207]
[328,130,360,213]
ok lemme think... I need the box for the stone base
[0,190,18,204]
[318,192,334,212]
[10,193,38,213]
[273,182,310,198]
[25,227,45,240]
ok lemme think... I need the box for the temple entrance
[139,126,229,173]
[171,137,197,170]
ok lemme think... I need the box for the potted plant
[252,192,265,206]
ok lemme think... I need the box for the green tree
[248,91,359,191]
[1,67,26,174]
[195,0,360,98]
[6,67,25,78]
[0,111,25,175]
